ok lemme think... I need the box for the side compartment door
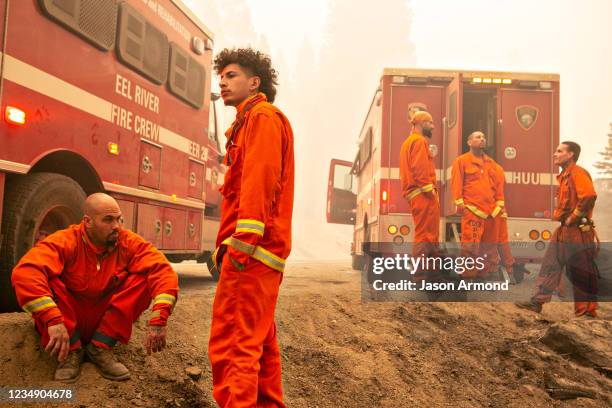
[498,89,554,218]
[326,159,356,225]
[443,74,463,217]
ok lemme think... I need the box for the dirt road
[0,261,610,407]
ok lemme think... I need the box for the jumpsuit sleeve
[409,137,435,189]
[11,232,75,328]
[451,158,464,206]
[126,233,179,326]
[227,110,284,265]
[571,169,597,220]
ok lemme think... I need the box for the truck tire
[0,173,86,311]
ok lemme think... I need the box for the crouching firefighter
[208,48,294,408]
[517,141,599,317]
[11,193,178,383]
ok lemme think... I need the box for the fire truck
[327,68,560,271]
[0,0,223,310]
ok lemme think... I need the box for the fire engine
[327,68,559,272]
[0,0,223,310]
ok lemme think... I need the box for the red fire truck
[327,68,560,271]
[0,0,223,310]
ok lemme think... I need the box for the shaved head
[84,193,120,216]
[467,131,484,142]
[83,193,123,247]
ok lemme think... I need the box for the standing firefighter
[517,141,599,317]
[208,48,294,407]
[451,131,499,278]
[399,110,439,278]
[11,193,178,382]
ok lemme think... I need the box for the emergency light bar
[5,106,26,125]
[471,77,512,85]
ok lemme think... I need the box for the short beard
[422,128,432,138]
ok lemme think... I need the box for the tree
[594,123,612,178]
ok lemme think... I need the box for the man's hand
[456,204,465,216]
[145,325,167,355]
[46,323,70,362]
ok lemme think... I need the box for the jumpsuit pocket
[220,145,242,198]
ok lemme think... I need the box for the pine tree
[594,123,612,178]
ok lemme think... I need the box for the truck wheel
[0,173,86,311]
[351,254,364,270]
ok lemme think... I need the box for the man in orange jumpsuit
[208,48,294,408]
[517,141,599,317]
[399,110,439,279]
[11,193,178,382]
[451,131,499,278]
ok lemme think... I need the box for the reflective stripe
[153,293,176,308]
[405,183,434,201]
[455,198,464,206]
[496,200,505,207]
[69,330,81,345]
[226,237,256,255]
[492,206,502,218]
[236,219,265,236]
[252,246,285,272]
[222,237,286,273]
[92,331,117,348]
[465,204,488,219]
[22,296,57,314]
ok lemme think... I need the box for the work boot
[515,300,543,313]
[85,343,130,381]
[54,349,84,383]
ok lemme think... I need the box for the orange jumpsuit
[489,162,514,272]
[531,162,598,316]
[208,92,294,408]
[11,223,178,350]
[399,132,439,271]
[451,152,498,277]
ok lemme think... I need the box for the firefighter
[451,131,499,278]
[399,110,439,278]
[208,48,293,408]
[517,141,599,317]
[11,193,178,383]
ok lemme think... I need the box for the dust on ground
[0,261,610,407]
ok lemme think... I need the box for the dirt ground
[0,261,610,407]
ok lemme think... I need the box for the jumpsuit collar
[236,92,267,116]
[558,161,576,180]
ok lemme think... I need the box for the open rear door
[497,88,554,218]
[326,159,357,224]
[442,74,463,216]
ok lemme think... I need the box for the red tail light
[6,106,26,125]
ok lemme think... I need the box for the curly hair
[214,48,278,103]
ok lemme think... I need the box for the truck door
[442,74,463,217]
[326,159,356,224]
[497,89,554,218]
[387,83,444,214]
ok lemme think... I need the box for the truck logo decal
[516,105,538,131]
[407,102,428,122]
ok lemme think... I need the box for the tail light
[6,106,26,125]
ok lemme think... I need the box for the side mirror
[211,92,221,102]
